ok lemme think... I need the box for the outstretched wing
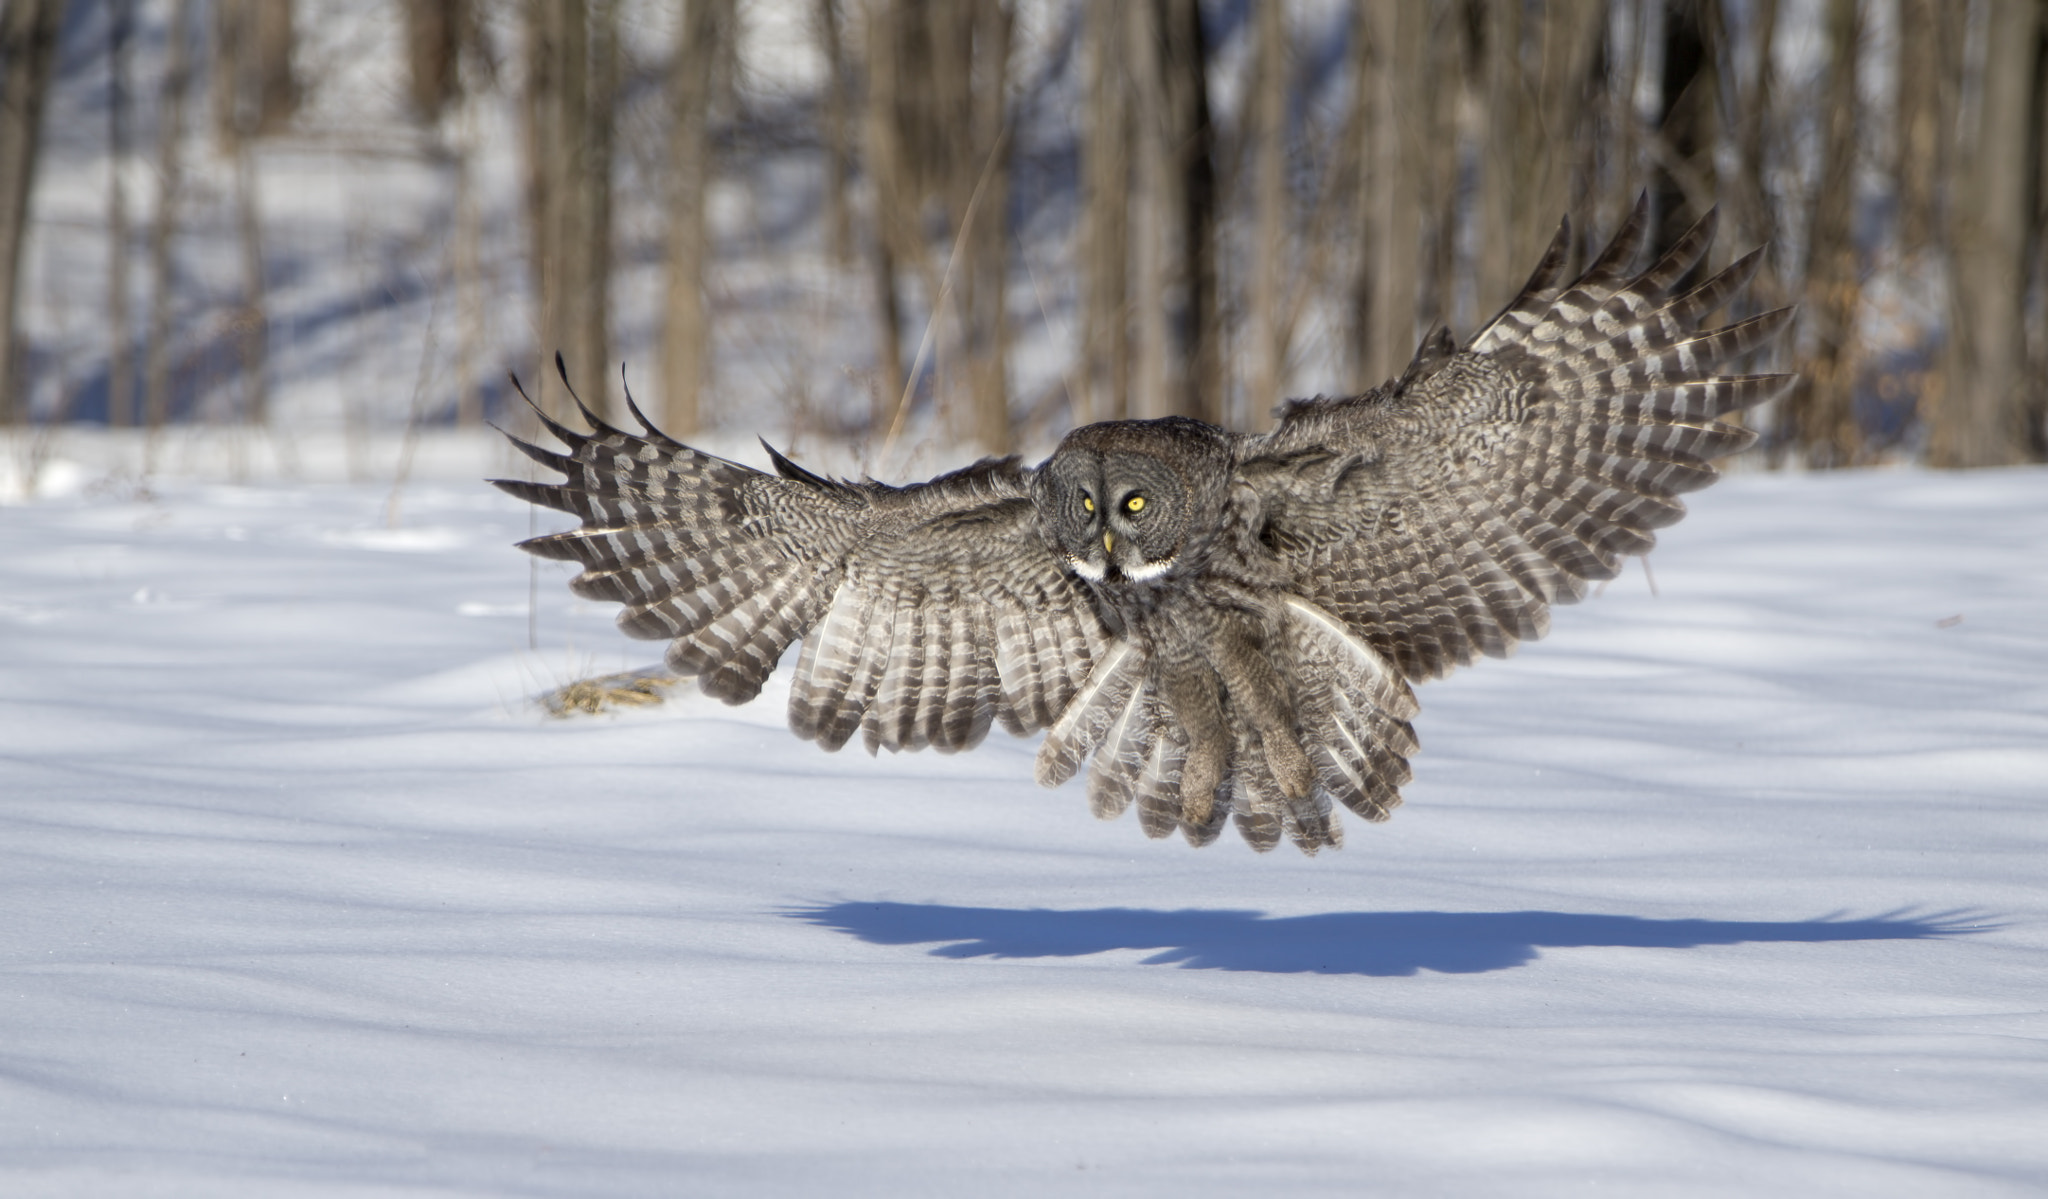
[493,391,1109,754]
[1242,199,1794,683]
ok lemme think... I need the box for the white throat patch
[1122,555,1176,582]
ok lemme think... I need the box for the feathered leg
[1158,655,1229,826]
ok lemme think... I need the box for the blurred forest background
[1,0,2045,490]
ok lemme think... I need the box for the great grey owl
[495,201,1791,854]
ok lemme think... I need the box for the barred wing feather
[493,401,1109,754]
[1247,198,1794,683]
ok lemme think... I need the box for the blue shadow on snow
[789,903,1990,976]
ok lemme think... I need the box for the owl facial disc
[1034,417,1226,588]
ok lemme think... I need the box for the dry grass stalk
[543,669,681,718]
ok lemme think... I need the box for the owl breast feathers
[495,200,1793,854]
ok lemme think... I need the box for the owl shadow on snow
[788,903,1990,976]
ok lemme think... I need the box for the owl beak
[1102,532,1114,554]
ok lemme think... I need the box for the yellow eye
[1082,495,1094,512]
[1126,495,1145,513]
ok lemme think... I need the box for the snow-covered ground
[3,450,2045,1196]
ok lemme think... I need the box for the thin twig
[876,122,1013,472]
[1018,228,1080,438]
[382,248,447,529]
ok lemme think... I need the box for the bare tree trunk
[1605,0,1651,247]
[579,0,617,415]
[230,146,269,426]
[108,0,136,428]
[1930,0,2041,467]
[1699,0,1785,431]
[864,0,908,433]
[1360,1,1426,389]
[1162,0,1218,426]
[1127,0,1171,421]
[1244,0,1287,427]
[1878,0,1954,452]
[0,0,64,425]
[1894,0,1950,261]
[213,0,298,140]
[1563,7,1607,241]
[660,0,728,437]
[1344,0,1374,390]
[1540,1,1602,264]
[866,0,1003,448]
[523,0,613,418]
[962,0,1012,453]
[1475,0,1603,314]
[2025,1,2048,458]
[145,0,196,436]
[1476,0,1523,311]
[524,1,559,413]
[1080,0,1128,425]
[418,0,486,427]
[407,0,468,121]
[1420,5,1465,330]
[454,87,484,427]
[1786,0,1862,467]
[813,0,853,267]
[1654,0,1718,256]
[214,0,295,429]
[1728,0,1782,308]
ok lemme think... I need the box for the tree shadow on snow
[787,903,1992,976]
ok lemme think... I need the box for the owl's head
[1034,417,1235,584]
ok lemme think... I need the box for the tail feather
[1084,677,1152,820]
[1035,641,1145,788]
[1249,757,1343,856]
[1134,731,1187,840]
[1029,599,1419,853]
[1229,771,1285,853]
[1267,599,1418,836]
[1283,785,1341,853]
